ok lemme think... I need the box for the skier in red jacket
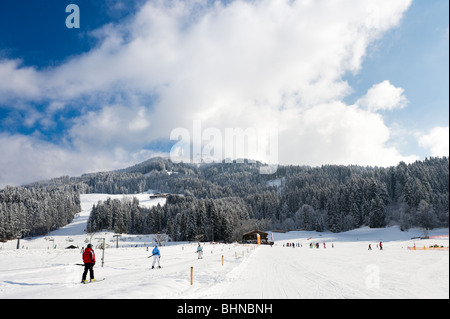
[81,244,96,283]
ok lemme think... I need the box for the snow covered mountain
[2,157,448,244]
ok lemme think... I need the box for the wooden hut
[242,230,269,244]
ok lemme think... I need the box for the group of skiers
[282,241,383,250]
[368,242,383,250]
[284,242,334,248]
[80,243,204,283]
[284,242,301,247]
[309,242,332,248]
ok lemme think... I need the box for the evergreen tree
[369,196,387,228]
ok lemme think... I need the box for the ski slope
[0,193,448,299]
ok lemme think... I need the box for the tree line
[0,185,81,241]
[83,157,448,241]
[87,194,266,243]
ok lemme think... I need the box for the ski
[81,278,105,284]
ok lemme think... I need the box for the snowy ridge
[0,193,448,299]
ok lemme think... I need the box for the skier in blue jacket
[151,245,161,269]
[196,243,203,259]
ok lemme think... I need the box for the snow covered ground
[0,193,448,299]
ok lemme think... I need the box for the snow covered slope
[0,193,448,299]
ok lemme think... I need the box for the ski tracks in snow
[195,244,386,299]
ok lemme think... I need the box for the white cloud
[0,0,418,186]
[0,133,165,188]
[0,133,83,187]
[277,102,418,167]
[68,103,154,153]
[356,80,409,111]
[1,0,412,106]
[418,126,449,157]
[0,59,41,101]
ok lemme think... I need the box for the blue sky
[0,0,139,68]
[345,0,449,127]
[0,0,448,187]
[344,0,449,156]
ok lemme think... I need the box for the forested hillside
[85,157,448,242]
[0,185,82,241]
[1,157,448,242]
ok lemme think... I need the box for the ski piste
[2,194,447,299]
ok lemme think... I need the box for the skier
[151,245,161,269]
[196,243,203,259]
[81,244,96,283]
[368,244,372,250]
[379,241,383,250]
